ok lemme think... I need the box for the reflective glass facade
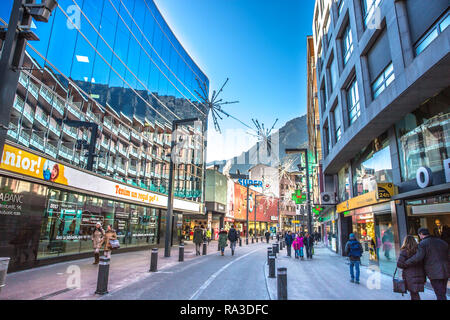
[0,0,208,123]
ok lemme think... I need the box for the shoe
[221,252,224,256]
[93,252,99,264]
[232,250,234,256]
[355,280,360,284]
[350,279,354,283]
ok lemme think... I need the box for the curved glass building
[0,0,209,271]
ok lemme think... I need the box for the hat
[349,233,355,239]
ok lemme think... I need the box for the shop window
[352,132,392,196]
[395,87,450,182]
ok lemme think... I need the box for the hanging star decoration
[248,118,279,157]
[195,77,250,133]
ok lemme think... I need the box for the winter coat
[304,236,314,248]
[193,228,204,244]
[405,236,449,280]
[101,229,117,252]
[91,227,105,250]
[218,231,228,249]
[345,239,363,261]
[285,234,294,246]
[228,228,238,242]
[397,249,426,293]
[265,232,271,239]
[293,237,304,250]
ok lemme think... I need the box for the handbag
[393,267,407,295]
[109,239,120,249]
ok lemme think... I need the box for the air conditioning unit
[320,192,336,205]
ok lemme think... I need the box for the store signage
[238,179,263,188]
[416,160,450,188]
[1,144,201,213]
[270,216,278,221]
[336,183,395,213]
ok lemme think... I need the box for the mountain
[208,115,308,174]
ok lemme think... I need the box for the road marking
[189,248,262,300]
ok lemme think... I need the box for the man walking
[227,224,239,256]
[304,232,315,259]
[265,230,271,243]
[404,228,449,300]
[193,226,204,256]
[285,231,294,257]
[344,233,363,284]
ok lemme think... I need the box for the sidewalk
[0,241,220,300]
[264,244,447,300]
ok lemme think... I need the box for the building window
[324,125,331,155]
[338,0,345,16]
[333,107,342,142]
[338,164,351,202]
[362,0,382,28]
[372,62,395,99]
[395,87,450,182]
[347,78,360,125]
[329,56,338,91]
[415,11,449,56]
[342,24,353,65]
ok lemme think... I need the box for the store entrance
[354,213,377,266]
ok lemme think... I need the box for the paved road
[102,242,270,300]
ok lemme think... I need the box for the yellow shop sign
[336,183,395,213]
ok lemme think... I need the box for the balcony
[154,172,161,179]
[45,143,57,159]
[7,123,18,140]
[139,170,145,177]
[39,86,54,105]
[103,117,112,131]
[86,109,101,124]
[107,163,115,173]
[29,133,44,151]
[66,102,82,119]
[35,110,49,127]
[129,146,139,158]
[100,139,110,149]
[116,163,126,175]
[118,145,128,157]
[119,125,130,140]
[28,82,39,100]
[128,165,137,176]
[131,130,142,143]
[153,136,163,146]
[58,144,74,161]
[62,124,78,140]
[73,154,80,165]
[48,121,61,137]
[111,124,119,136]
[52,98,65,117]
[98,158,107,169]
[19,72,29,88]
[13,96,25,113]
[22,105,35,124]
[109,143,116,154]
[18,129,30,147]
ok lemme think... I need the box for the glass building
[0,0,209,271]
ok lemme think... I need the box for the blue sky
[154,0,316,162]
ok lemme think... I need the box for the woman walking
[293,234,305,260]
[91,222,104,264]
[101,225,118,259]
[218,228,228,256]
[396,235,426,300]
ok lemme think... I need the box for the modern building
[0,0,209,271]
[204,167,227,240]
[313,0,449,276]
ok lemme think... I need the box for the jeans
[430,279,448,300]
[230,241,236,252]
[349,260,360,281]
[286,245,291,256]
[410,291,421,300]
[299,247,304,257]
[295,249,300,258]
[195,243,201,255]
[306,246,313,258]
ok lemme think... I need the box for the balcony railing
[52,98,65,116]
[107,163,115,173]
[22,106,35,124]
[98,158,107,169]
[66,102,82,119]
[13,96,24,113]
[101,139,110,149]
[131,130,142,142]
[103,117,112,130]
[111,124,119,136]
[45,143,58,158]
[39,86,54,105]
[118,146,128,157]
[28,81,39,100]
[62,124,78,139]
[35,111,49,127]
[58,144,74,161]
[86,109,100,124]
[29,132,44,151]
[128,165,137,176]
[49,121,61,137]
[129,146,139,158]
[116,163,126,175]
[119,125,130,140]
[19,72,28,87]
[18,129,30,147]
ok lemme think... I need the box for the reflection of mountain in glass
[73,80,206,125]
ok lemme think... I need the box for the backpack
[348,240,362,257]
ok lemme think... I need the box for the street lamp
[164,117,200,257]
[285,148,312,234]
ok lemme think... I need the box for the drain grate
[34,287,75,300]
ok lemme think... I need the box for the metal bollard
[202,241,207,255]
[252,237,254,244]
[179,243,184,262]
[95,256,110,295]
[275,242,280,254]
[268,254,276,278]
[246,238,249,245]
[272,244,277,258]
[0,257,10,294]
[149,248,158,272]
[267,247,273,265]
[218,241,220,251]
[239,238,242,247]
[277,267,288,300]
[256,237,258,243]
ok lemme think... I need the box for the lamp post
[164,117,200,258]
[0,0,57,160]
[285,148,312,234]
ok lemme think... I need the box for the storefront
[0,143,202,272]
[321,209,339,253]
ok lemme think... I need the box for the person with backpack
[344,233,363,284]
[227,224,239,256]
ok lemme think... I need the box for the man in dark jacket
[193,226,204,256]
[227,225,239,256]
[285,231,294,257]
[404,228,449,300]
[344,233,363,284]
[265,230,271,243]
[304,232,315,259]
